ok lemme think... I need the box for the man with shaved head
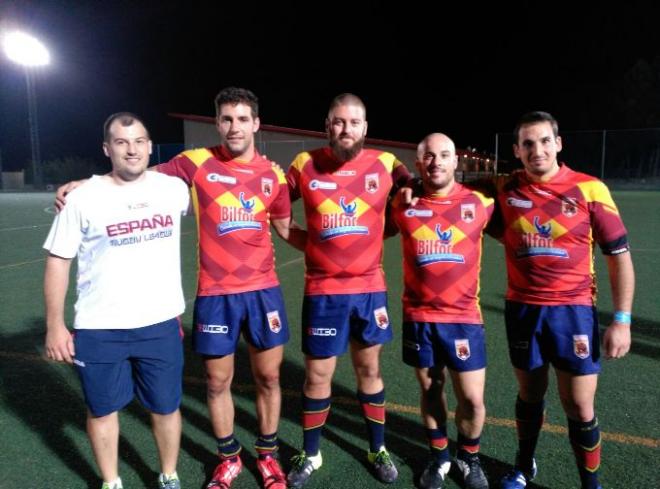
[388,133,493,489]
[285,93,411,487]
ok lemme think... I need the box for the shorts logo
[261,178,273,197]
[562,198,578,217]
[198,324,229,334]
[308,327,337,336]
[455,339,471,361]
[374,307,389,329]
[403,339,421,351]
[461,204,476,223]
[73,359,85,367]
[267,310,282,333]
[573,335,590,359]
[365,173,379,193]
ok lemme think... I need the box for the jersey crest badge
[261,178,273,197]
[365,173,379,193]
[455,339,471,361]
[267,311,282,333]
[461,204,476,223]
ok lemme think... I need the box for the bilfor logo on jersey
[573,335,590,359]
[454,339,471,361]
[365,173,379,193]
[319,196,368,241]
[267,310,282,333]
[217,192,262,236]
[516,216,568,258]
[374,307,390,329]
[415,224,465,266]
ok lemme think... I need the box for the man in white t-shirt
[43,112,190,489]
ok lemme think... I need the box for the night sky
[2,1,660,171]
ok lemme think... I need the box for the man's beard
[330,137,364,162]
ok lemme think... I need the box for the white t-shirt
[43,172,190,329]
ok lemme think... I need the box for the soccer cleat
[367,447,399,483]
[287,451,323,488]
[256,455,286,489]
[207,456,243,488]
[158,472,181,489]
[419,459,451,489]
[455,452,489,489]
[499,458,537,489]
[101,478,123,489]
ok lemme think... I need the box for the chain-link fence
[495,128,660,189]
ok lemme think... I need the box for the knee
[460,395,486,419]
[206,370,233,397]
[561,397,594,421]
[254,368,280,391]
[354,362,381,382]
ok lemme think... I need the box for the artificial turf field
[0,191,658,488]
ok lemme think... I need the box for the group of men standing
[45,87,634,489]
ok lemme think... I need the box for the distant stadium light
[2,31,50,67]
[3,30,50,188]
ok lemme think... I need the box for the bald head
[416,133,458,195]
[417,133,456,160]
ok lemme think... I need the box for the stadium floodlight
[2,30,50,188]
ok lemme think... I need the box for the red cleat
[256,455,287,489]
[206,456,243,488]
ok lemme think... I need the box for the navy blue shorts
[402,322,487,371]
[302,292,392,357]
[73,318,183,417]
[193,286,290,356]
[505,301,600,374]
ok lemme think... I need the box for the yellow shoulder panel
[181,148,213,167]
[377,152,398,173]
[291,152,312,173]
[577,180,619,213]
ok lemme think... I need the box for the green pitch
[0,191,658,488]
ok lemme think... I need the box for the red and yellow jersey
[157,145,290,296]
[496,164,629,305]
[390,183,494,323]
[288,147,410,295]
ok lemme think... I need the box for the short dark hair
[214,87,259,118]
[327,93,366,119]
[513,111,559,144]
[103,112,149,142]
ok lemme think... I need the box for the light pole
[2,31,50,188]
